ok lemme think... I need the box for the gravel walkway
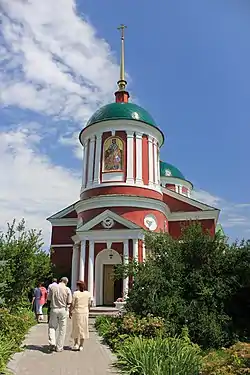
[7,318,118,375]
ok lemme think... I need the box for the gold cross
[117,24,127,40]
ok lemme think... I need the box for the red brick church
[47,26,220,306]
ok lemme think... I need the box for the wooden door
[103,265,114,305]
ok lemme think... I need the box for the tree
[0,219,52,310]
[118,224,250,348]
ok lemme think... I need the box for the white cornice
[75,229,145,241]
[169,210,219,223]
[81,181,162,194]
[75,195,170,217]
[78,209,141,231]
[48,218,77,226]
[80,119,164,147]
[51,244,73,248]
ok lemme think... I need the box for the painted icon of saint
[103,137,123,171]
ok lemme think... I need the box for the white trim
[135,132,143,184]
[161,176,193,190]
[82,144,86,188]
[93,134,102,185]
[71,245,79,292]
[126,131,134,184]
[49,218,77,226]
[123,240,129,298]
[133,239,139,261]
[80,119,164,147]
[153,139,159,184]
[75,195,169,217]
[87,137,95,187]
[88,240,94,303]
[142,241,146,261]
[47,204,76,220]
[169,210,219,222]
[80,180,162,194]
[76,229,144,241]
[79,240,86,281]
[148,136,154,186]
[78,209,141,231]
[51,244,73,248]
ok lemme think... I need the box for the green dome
[160,161,185,180]
[86,102,157,127]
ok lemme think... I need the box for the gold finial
[117,24,127,91]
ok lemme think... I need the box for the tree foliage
[118,224,250,349]
[0,219,52,310]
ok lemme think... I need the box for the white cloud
[192,189,250,234]
[0,0,122,243]
[0,125,80,247]
[0,0,119,125]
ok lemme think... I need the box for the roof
[86,102,157,128]
[160,161,185,180]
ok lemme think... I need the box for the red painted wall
[51,246,72,279]
[166,184,176,191]
[169,219,215,238]
[51,226,76,245]
[163,193,201,212]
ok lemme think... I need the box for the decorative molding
[51,244,73,248]
[169,210,219,222]
[47,204,76,220]
[49,218,77,226]
[80,119,164,148]
[160,176,193,190]
[75,229,145,241]
[77,209,141,231]
[80,180,163,195]
[75,195,170,217]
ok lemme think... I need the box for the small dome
[86,102,157,128]
[160,161,185,180]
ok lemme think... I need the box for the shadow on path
[24,345,73,354]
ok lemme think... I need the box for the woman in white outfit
[69,280,91,351]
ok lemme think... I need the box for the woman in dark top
[32,283,42,322]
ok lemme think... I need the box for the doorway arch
[95,248,122,306]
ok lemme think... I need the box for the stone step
[89,306,119,318]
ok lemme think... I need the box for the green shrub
[0,308,35,373]
[95,314,165,351]
[116,336,202,375]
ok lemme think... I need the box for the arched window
[102,136,124,172]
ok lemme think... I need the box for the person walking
[47,278,58,323]
[39,283,47,321]
[47,277,72,352]
[32,283,42,323]
[69,280,91,351]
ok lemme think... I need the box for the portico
[71,210,145,306]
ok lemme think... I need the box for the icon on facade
[144,214,158,231]
[103,137,124,172]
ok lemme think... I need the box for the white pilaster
[148,136,154,186]
[93,134,102,185]
[126,131,134,184]
[142,241,146,262]
[123,240,129,298]
[153,139,159,184]
[135,132,143,184]
[82,140,88,188]
[79,240,86,281]
[87,137,95,187]
[71,244,79,292]
[133,239,139,261]
[88,240,95,304]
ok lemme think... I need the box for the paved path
[7,319,118,375]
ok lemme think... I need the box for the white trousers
[48,308,68,350]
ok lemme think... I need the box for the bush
[95,314,165,351]
[0,308,35,373]
[201,342,250,374]
[116,336,202,375]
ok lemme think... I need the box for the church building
[47,26,220,306]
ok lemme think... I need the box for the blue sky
[0,0,249,244]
